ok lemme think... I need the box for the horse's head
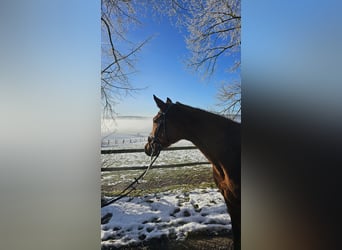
[144,95,181,156]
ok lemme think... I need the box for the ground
[101,187,233,249]
[102,234,233,250]
[101,164,216,197]
[101,145,233,249]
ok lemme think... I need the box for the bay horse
[145,95,241,250]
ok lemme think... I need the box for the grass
[101,165,216,197]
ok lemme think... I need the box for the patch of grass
[102,165,216,197]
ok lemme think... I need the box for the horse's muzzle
[144,141,161,157]
[144,142,152,156]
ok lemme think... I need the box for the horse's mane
[175,102,238,125]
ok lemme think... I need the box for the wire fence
[101,146,214,197]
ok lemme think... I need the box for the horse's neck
[179,107,230,159]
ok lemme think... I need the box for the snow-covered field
[101,188,231,248]
[101,116,151,149]
[101,117,231,248]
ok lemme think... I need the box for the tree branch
[101,36,152,74]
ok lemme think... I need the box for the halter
[148,104,173,154]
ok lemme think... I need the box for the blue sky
[111,9,240,117]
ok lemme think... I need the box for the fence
[101,146,210,172]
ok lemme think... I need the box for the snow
[101,188,231,248]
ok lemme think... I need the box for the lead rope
[101,146,161,208]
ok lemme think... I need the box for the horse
[144,95,241,250]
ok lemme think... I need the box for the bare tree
[185,0,240,117]
[151,0,241,117]
[217,81,241,118]
[101,0,151,117]
[102,0,241,117]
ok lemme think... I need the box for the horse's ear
[153,95,167,111]
[166,97,173,104]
